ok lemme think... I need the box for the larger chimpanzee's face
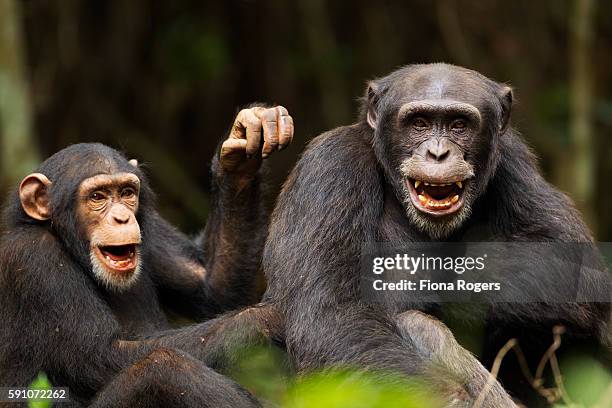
[366,64,512,238]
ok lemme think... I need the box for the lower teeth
[418,195,460,209]
[105,256,132,267]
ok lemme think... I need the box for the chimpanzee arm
[135,303,285,372]
[143,155,268,320]
[197,151,270,307]
[147,106,293,319]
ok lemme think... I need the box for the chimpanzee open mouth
[95,244,139,272]
[407,178,466,216]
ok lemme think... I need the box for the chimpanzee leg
[395,310,517,407]
[89,348,260,408]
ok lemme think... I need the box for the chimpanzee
[0,105,293,407]
[260,64,611,406]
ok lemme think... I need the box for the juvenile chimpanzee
[0,105,293,407]
[260,64,610,406]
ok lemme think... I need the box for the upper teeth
[415,181,459,187]
[413,180,464,189]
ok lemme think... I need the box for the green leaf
[285,369,443,408]
[28,372,53,408]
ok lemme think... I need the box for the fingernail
[278,145,284,151]
[262,153,269,159]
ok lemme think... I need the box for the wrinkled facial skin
[368,65,511,239]
[77,172,142,290]
[393,100,479,238]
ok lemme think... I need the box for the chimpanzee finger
[230,109,247,140]
[253,107,279,159]
[220,138,248,171]
[221,138,248,157]
[276,106,294,150]
[236,109,263,158]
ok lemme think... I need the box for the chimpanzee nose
[425,139,451,162]
[110,206,131,224]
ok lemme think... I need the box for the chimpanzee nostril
[110,206,131,224]
[113,214,129,224]
[426,147,451,162]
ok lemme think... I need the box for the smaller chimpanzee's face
[19,168,143,290]
[367,65,512,238]
[77,173,142,289]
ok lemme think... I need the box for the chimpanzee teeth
[451,195,459,203]
[418,194,427,204]
[427,200,452,208]
[415,181,457,187]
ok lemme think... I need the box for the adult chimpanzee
[0,105,293,407]
[260,64,610,406]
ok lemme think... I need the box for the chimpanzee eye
[121,188,136,199]
[412,118,428,130]
[90,191,106,202]
[451,119,467,131]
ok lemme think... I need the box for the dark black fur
[0,143,272,407]
[261,64,610,406]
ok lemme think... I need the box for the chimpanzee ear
[499,86,513,133]
[19,173,52,221]
[128,159,138,168]
[366,81,381,130]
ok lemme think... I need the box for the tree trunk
[569,0,597,236]
[0,0,39,193]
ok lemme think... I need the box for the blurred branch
[476,326,574,407]
[0,0,39,191]
[297,0,351,127]
[124,135,210,223]
[82,92,211,224]
[569,0,596,234]
[437,0,471,66]
[474,338,516,408]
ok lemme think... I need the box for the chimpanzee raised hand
[0,105,293,407]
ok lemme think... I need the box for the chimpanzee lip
[407,178,466,217]
[95,244,139,273]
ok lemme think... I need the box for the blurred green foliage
[28,372,53,408]
[230,346,612,408]
[229,345,292,404]
[229,346,443,407]
[556,354,612,407]
[285,370,442,408]
[22,347,612,407]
